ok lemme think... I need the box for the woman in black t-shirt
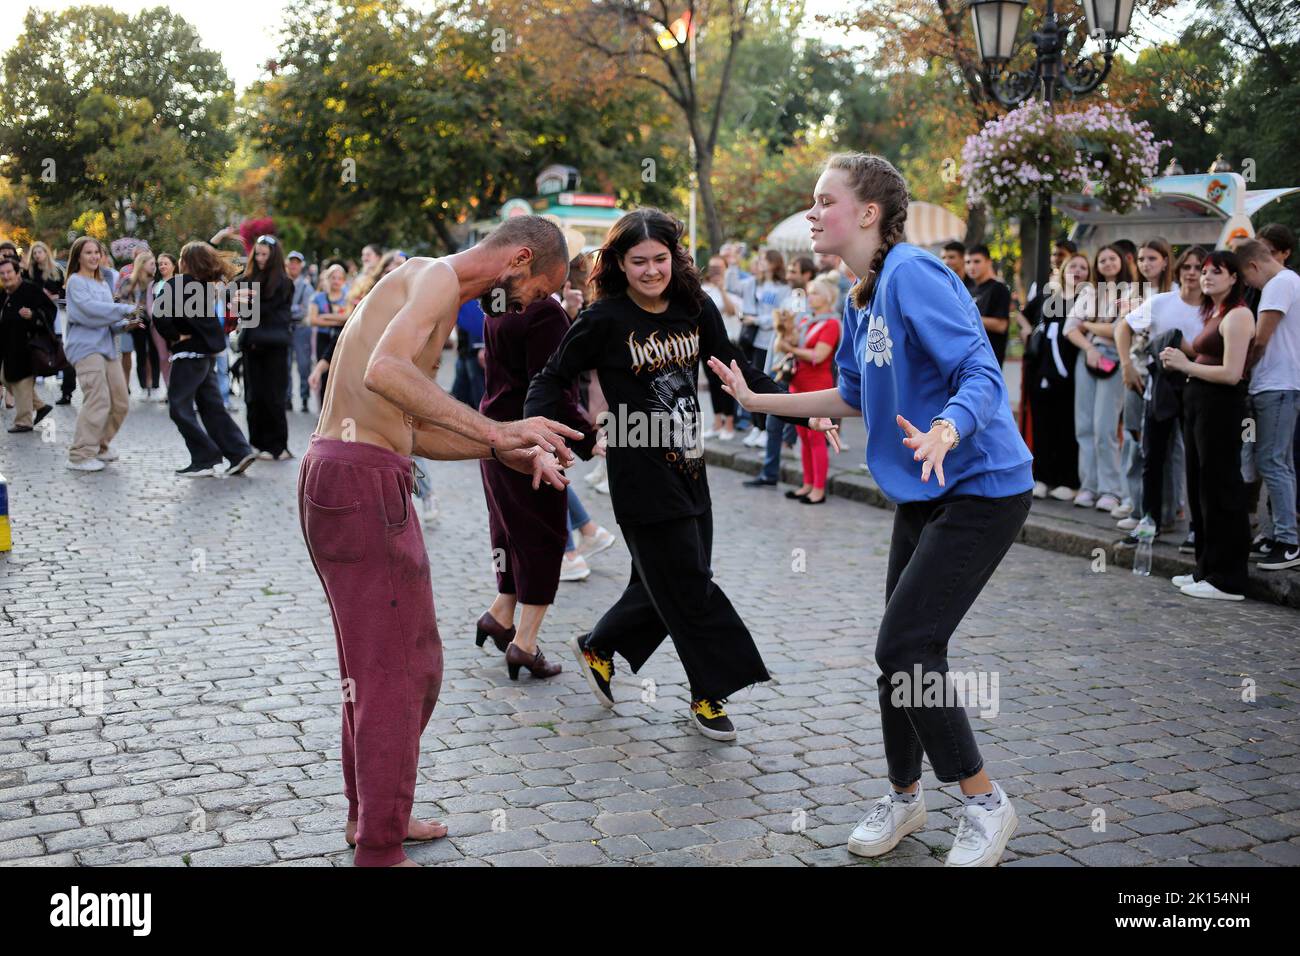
[526,209,813,741]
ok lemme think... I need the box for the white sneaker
[155,389,169,403]
[256,450,275,461]
[1095,493,1121,512]
[420,494,439,524]
[701,427,719,440]
[66,458,106,472]
[1116,516,1139,531]
[847,788,927,858]
[592,478,610,495]
[1180,579,1245,601]
[1171,573,1196,588]
[743,428,766,448]
[583,461,606,486]
[1073,490,1096,508]
[1032,481,1048,499]
[1111,499,1134,518]
[838,439,851,451]
[577,526,616,558]
[1049,486,1076,501]
[560,554,591,581]
[946,783,1018,867]
[95,448,119,462]
[717,428,736,442]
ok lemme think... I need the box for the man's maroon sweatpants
[298,434,443,866]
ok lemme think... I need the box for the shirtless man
[299,215,583,867]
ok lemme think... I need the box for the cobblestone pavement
[2,380,1299,868]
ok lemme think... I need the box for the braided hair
[826,153,909,310]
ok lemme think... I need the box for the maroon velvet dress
[479,297,596,605]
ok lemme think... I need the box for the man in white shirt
[1239,238,1300,569]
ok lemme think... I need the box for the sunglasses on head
[257,235,278,246]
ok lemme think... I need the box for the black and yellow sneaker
[689,698,736,741]
[568,634,614,708]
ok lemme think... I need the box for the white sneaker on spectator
[1095,493,1121,512]
[584,460,606,486]
[946,783,1017,867]
[560,553,591,581]
[701,427,719,440]
[1049,486,1076,501]
[96,447,119,462]
[578,526,616,558]
[1111,499,1134,518]
[1032,481,1048,499]
[1171,573,1196,588]
[1073,490,1096,508]
[847,788,926,858]
[420,494,439,524]
[1179,579,1245,601]
[66,458,106,472]
[717,428,736,441]
[1116,516,1140,531]
[743,428,766,448]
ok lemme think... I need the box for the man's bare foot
[345,817,449,847]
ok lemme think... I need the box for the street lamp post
[968,0,1135,297]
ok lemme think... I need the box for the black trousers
[244,345,290,455]
[877,491,1031,786]
[61,363,76,400]
[702,359,736,418]
[168,356,253,466]
[1027,380,1078,489]
[586,510,770,701]
[1140,408,1185,530]
[1183,379,1250,594]
[130,326,160,389]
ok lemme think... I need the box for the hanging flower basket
[961,101,1166,219]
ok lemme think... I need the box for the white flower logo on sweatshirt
[865,313,893,367]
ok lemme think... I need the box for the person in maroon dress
[475,252,600,679]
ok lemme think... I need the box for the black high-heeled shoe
[784,489,811,501]
[801,495,827,505]
[475,611,514,652]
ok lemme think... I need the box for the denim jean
[215,350,230,404]
[413,457,433,501]
[1251,389,1300,545]
[287,324,314,408]
[759,421,798,482]
[451,353,485,411]
[565,485,591,553]
[1121,388,1145,509]
[877,491,1032,786]
[1073,352,1124,498]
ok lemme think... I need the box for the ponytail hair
[826,153,909,309]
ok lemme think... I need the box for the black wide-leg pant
[585,510,770,702]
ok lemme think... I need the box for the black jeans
[130,326,160,389]
[877,491,1032,787]
[586,510,770,702]
[1183,379,1250,594]
[244,345,290,455]
[168,356,253,466]
[1140,408,1185,530]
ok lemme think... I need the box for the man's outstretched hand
[494,416,584,459]
[498,445,570,490]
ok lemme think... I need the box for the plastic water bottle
[1132,519,1155,576]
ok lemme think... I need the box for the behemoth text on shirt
[526,292,802,526]
[835,243,1033,504]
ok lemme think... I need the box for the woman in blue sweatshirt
[710,153,1033,867]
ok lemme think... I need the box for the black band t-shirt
[525,291,802,527]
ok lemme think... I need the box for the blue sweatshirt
[835,243,1033,504]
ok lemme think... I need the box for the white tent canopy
[765,201,966,255]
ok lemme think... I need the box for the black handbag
[28,321,68,376]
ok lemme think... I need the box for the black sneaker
[1259,542,1300,571]
[175,462,217,478]
[568,634,614,708]
[33,405,52,426]
[689,698,736,741]
[742,477,777,488]
[55,396,72,406]
[225,452,257,476]
[1250,535,1275,560]
[1178,532,1196,555]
